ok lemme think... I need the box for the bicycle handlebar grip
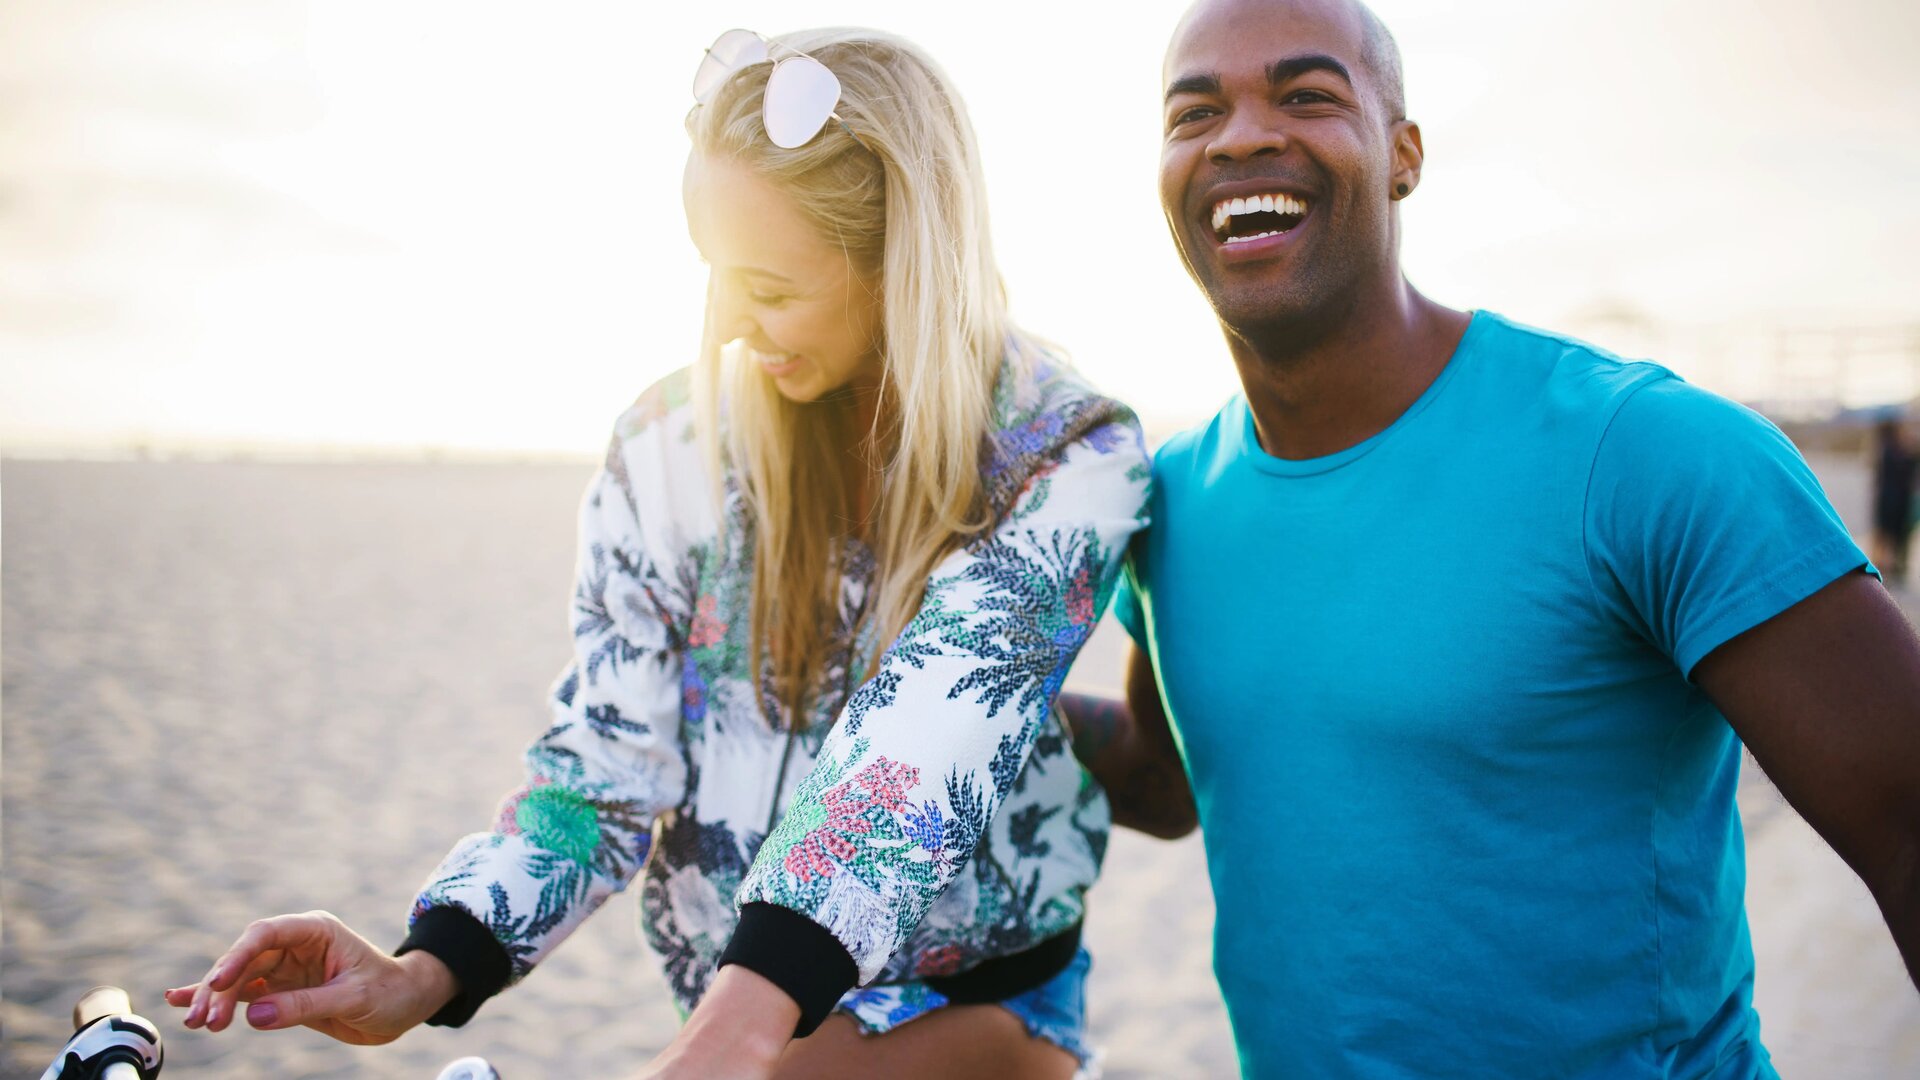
[72,987,133,1031]
[43,987,163,1080]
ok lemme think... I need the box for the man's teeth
[1210,193,1310,236]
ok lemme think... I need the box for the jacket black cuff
[394,905,512,1028]
[717,902,859,1039]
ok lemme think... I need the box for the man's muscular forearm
[1058,655,1198,839]
[1694,572,1920,990]
[1880,841,1920,990]
[1058,691,1196,838]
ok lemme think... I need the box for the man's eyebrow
[1267,54,1353,89]
[1164,56,1354,103]
[1164,72,1221,102]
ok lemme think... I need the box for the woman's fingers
[243,981,367,1032]
[207,912,335,989]
[185,979,218,1029]
[229,952,289,996]
[182,911,353,1031]
[194,949,278,1031]
[169,910,425,1044]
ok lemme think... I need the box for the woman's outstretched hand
[164,910,459,1045]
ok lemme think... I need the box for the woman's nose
[719,311,757,343]
[708,282,758,343]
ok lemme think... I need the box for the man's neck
[1227,278,1471,461]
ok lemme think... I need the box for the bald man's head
[1172,0,1406,123]
[1158,0,1427,344]
[1353,1,1404,121]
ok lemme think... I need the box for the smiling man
[1058,0,1920,1076]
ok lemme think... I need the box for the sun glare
[3,0,1916,455]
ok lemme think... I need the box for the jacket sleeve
[724,409,1149,1020]
[400,444,691,1021]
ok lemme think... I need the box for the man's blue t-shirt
[1114,311,1872,1078]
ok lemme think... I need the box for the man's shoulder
[1475,313,1785,452]
[1144,397,1242,479]
[1470,311,1678,404]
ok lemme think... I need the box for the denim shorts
[835,947,1097,1073]
[997,946,1095,1071]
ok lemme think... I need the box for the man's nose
[1207,106,1286,164]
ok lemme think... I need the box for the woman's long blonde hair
[686,28,1015,727]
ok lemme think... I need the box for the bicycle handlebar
[41,986,163,1080]
[46,987,501,1079]
[72,987,134,1032]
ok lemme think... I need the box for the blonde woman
[167,27,1148,1079]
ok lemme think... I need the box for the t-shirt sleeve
[1584,374,1876,679]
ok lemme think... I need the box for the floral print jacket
[409,345,1149,1028]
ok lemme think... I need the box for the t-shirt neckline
[1237,309,1489,478]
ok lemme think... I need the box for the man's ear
[1389,120,1424,201]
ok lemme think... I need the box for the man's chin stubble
[1208,285,1341,362]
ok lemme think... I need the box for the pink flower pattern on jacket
[786,757,921,883]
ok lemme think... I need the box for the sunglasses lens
[763,56,842,148]
[693,29,768,104]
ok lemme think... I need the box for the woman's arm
[401,430,696,1024]
[1057,644,1196,839]
[709,403,1150,1042]
[631,966,799,1080]
[167,911,459,1041]
[169,432,701,1043]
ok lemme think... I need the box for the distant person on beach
[1871,416,1916,583]
[167,28,1147,1078]
[1058,0,1920,1076]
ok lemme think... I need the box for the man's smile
[1210,191,1310,245]
[1195,180,1317,264]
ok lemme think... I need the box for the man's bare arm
[1058,644,1197,839]
[1693,571,1920,989]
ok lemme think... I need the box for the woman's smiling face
[685,152,886,402]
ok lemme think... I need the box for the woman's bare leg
[772,1007,1077,1080]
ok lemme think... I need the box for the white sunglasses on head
[693,29,869,150]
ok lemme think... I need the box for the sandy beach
[4,457,1916,1079]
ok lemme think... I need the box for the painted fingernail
[247,1002,278,1027]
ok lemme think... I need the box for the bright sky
[3,0,1917,455]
